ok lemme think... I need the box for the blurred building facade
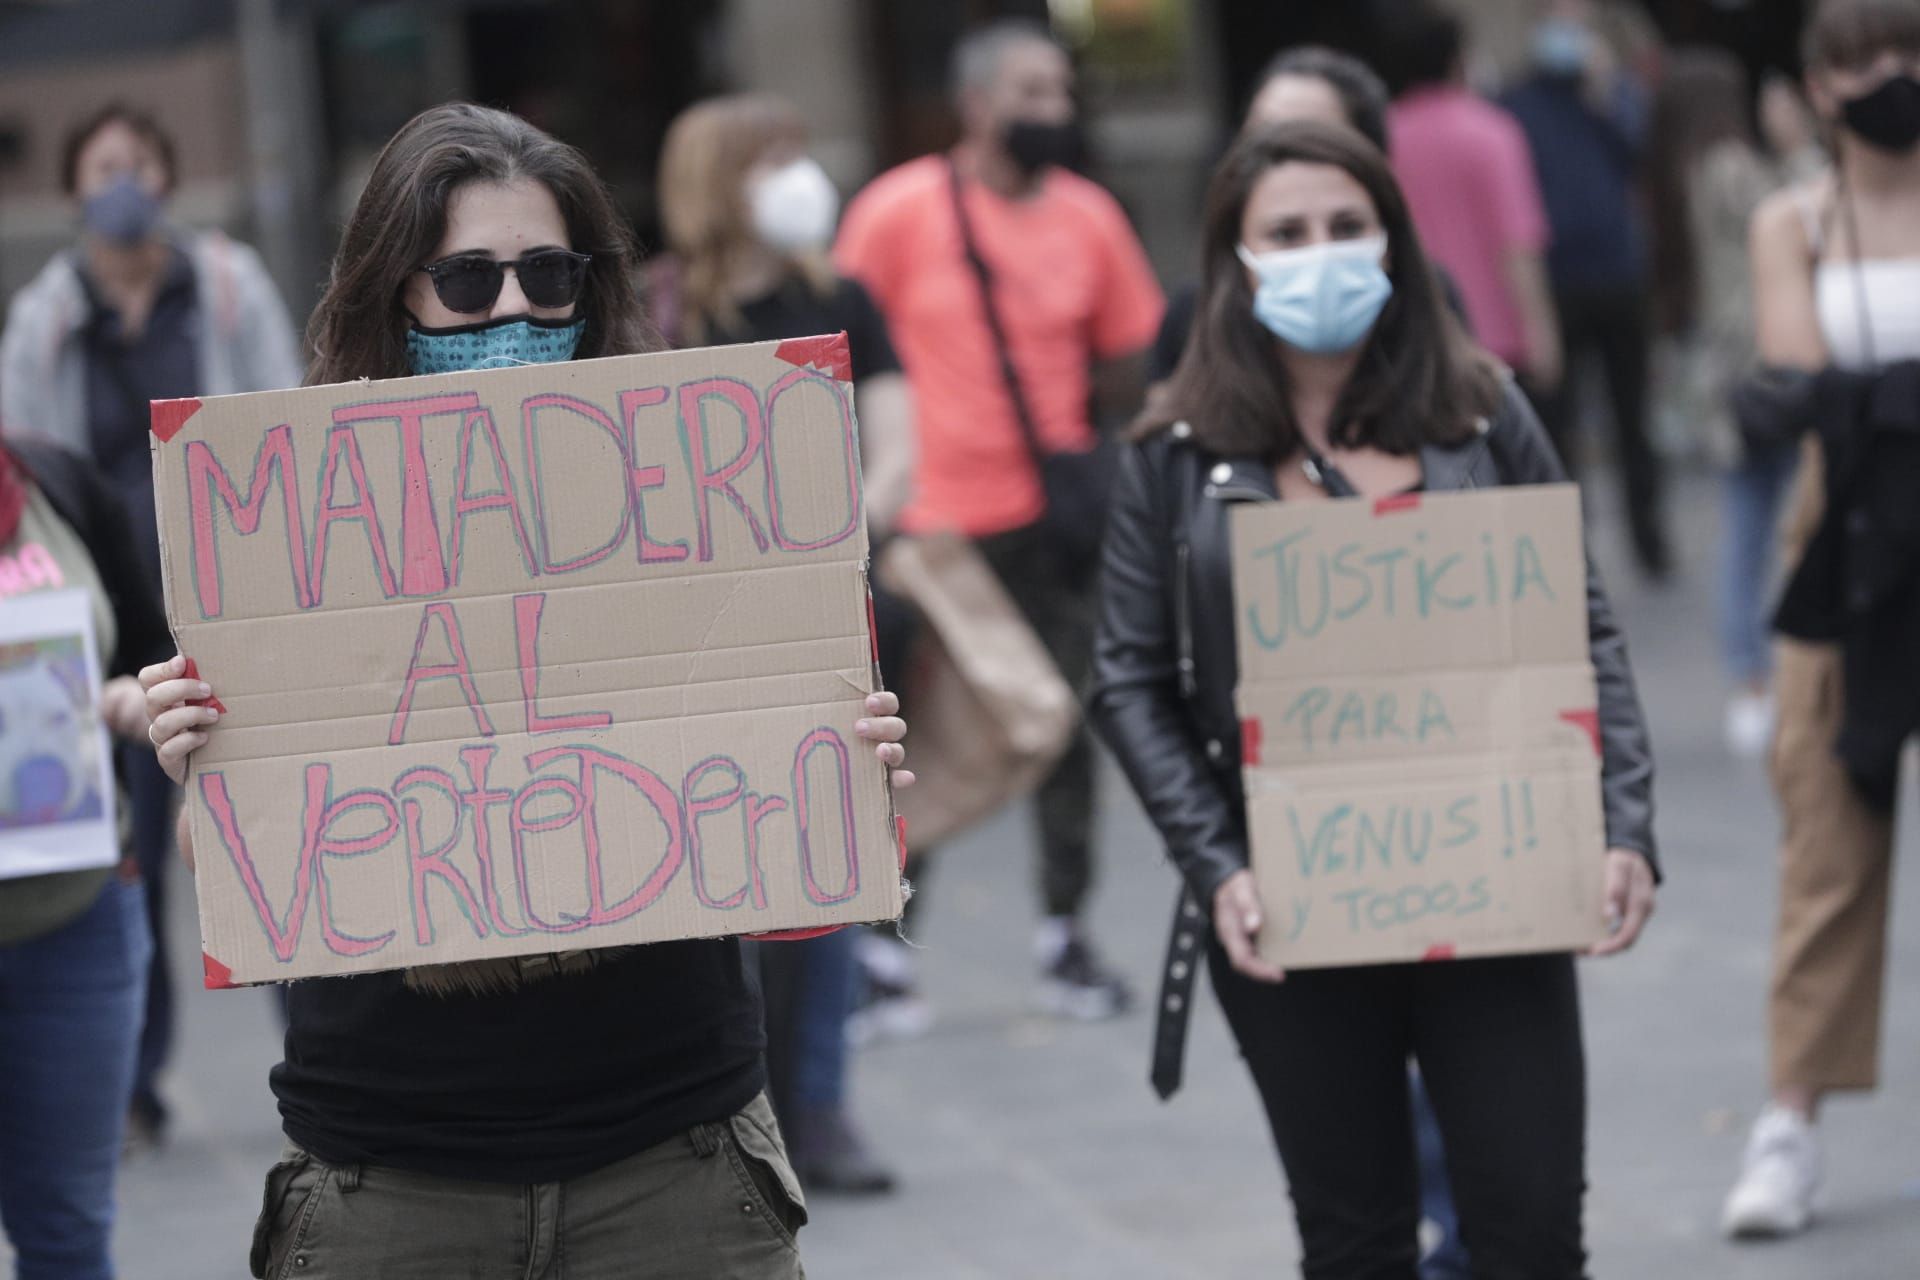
[0,0,1813,330]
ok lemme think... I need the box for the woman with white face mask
[658,94,914,1197]
[1092,121,1659,1276]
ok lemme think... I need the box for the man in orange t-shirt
[837,18,1163,1022]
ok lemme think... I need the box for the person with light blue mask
[1093,120,1659,1277]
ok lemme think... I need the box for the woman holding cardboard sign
[139,102,912,1280]
[1092,121,1658,1277]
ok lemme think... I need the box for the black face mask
[1842,72,1920,154]
[1003,119,1084,177]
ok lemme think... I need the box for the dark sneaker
[788,1108,897,1196]
[1035,936,1133,1021]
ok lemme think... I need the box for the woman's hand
[1213,869,1286,984]
[99,676,150,741]
[855,690,914,789]
[138,655,219,788]
[1588,848,1656,957]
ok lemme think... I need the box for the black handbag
[946,158,1116,580]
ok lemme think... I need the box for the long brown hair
[306,103,651,386]
[1804,0,1920,70]
[1139,122,1499,456]
[657,93,834,345]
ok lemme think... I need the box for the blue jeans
[0,878,151,1280]
[790,930,857,1110]
[1718,442,1800,686]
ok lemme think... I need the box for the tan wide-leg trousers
[1765,440,1899,1092]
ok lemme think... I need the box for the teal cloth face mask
[406,314,585,375]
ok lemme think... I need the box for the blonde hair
[658,93,835,343]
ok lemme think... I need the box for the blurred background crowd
[0,0,1917,1277]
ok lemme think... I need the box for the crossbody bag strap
[946,156,1050,470]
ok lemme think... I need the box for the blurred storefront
[0,0,1816,323]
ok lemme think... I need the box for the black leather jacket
[1092,382,1660,916]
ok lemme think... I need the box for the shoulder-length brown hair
[657,93,835,345]
[1139,122,1500,457]
[306,103,651,386]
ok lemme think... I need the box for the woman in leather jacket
[1091,122,1658,1277]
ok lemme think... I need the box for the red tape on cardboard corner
[203,951,238,989]
[1558,708,1602,755]
[773,333,854,382]
[150,397,202,443]
[181,657,228,715]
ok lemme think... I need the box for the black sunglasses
[417,249,592,315]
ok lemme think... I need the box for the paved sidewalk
[96,474,1920,1278]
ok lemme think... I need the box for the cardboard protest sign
[1230,485,1605,969]
[0,589,119,878]
[151,335,902,986]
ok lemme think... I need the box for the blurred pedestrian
[836,19,1164,1022]
[139,102,916,1279]
[1503,0,1673,578]
[658,91,914,1196]
[1646,53,1821,758]
[1721,0,1920,1240]
[0,435,169,1280]
[1384,2,1563,397]
[0,102,303,1147]
[1093,122,1658,1277]
[1151,46,1396,383]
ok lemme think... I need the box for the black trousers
[1534,283,1667,573]
[973,522,1097,920]
[1210,949,1588,1280]
[121,744,176,1126]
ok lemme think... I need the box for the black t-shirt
[273,940,765,1183]
[705,275,900,381]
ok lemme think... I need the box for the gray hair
[950,18,1059,101]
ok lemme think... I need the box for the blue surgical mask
[1237,235,1392,355]
[406,314,585,376]
[1532,18,1592,76]
[81,176,164,246]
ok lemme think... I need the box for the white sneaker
[1724,692,1775,759]
[1722,1106,1821,1239]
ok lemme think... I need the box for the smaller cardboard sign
[1230,485,1605,968]
[0,589,119,879]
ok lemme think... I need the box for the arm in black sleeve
[1493,385,1661,878]
[1088,438,1248,906]
[21,442,171,677]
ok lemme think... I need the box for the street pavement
[97,471,1920,1279]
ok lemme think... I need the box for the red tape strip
[1557,708,1602,756]
[773,332,854,382]
[1421,944,1457,962]
[202,951,238,989]
[180,657,228,715]
[1373,493,1422,516]
[150,397,202,443]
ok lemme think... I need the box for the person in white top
[1723,0,1920,1241]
